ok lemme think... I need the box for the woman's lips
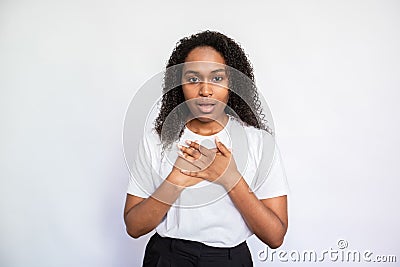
[197,103,216,113]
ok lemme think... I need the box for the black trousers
[142,232,253,267]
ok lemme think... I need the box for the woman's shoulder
[228,115,273,140]
[141,127,163,150]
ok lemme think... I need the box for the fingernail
[215,136,220,142]
[185,140,191,145]
[177,151,184,157]
[177,144,183,149]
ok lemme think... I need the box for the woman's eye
[188,77,200,83]
[212,76,223,82]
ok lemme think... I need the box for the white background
[1,0,399,266]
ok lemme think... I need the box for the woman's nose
[199,81,213,96]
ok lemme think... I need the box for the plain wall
[1,0,399,266]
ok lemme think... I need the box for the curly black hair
[154,30,272,151]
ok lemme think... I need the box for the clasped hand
[176,136,241,189]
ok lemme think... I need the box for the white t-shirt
[127,115,289,247]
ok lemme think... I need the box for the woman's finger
[178,144,201,159]
[186,140,214,158]
[215,136,231,156]
[180,169,208,179]
[211,148,222,155]
[174,155,201,172]
[177,150,209,170]
[177,150,196,162]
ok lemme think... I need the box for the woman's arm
[225,177,288,248]
[123,176,183,238]
[124,158,203,238]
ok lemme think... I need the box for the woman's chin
[194,115,214,122]
[191,113,228,124]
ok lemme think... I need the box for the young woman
[124,30,289,267]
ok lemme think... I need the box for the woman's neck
[185,113,229,136]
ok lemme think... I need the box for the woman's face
[181,46,229,122]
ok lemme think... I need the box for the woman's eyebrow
[183,69,226,75]
[183,70,200,76]
[210,69,226,74]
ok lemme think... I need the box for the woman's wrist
[167,168,199,189]
[166,169,185,187]
[150,174,185,206]
[220,170,242,191]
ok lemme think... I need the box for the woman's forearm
[225,176,288,248]
[124,177,184,238]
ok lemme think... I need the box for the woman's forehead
[185,46,225,63]
[182,61,227,75]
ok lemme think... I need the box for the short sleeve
[126,129,161,198]
[252,132,290,199]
